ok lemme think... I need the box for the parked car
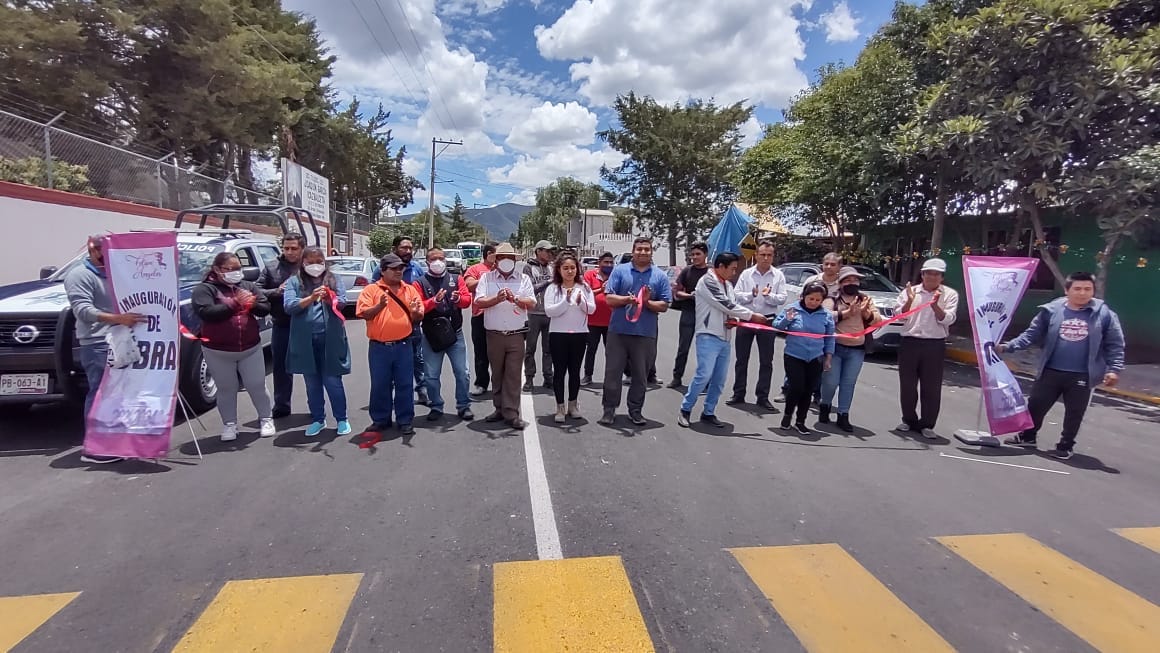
[326,256,379,317]
[443,249,465,274]
[580,256,599,272]
[778,262,905,352]
[0,205,319,415]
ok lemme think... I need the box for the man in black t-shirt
[668,242,710,388]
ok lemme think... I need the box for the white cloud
[820,1,862,43]
[535,0,810,108]
[487,145,624,189]
[740,116,765,148]
[505,189,539,205]
[438,0,509,16]
[472,187,484,199]
[506,101,598,154]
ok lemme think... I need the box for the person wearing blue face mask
[581,251,615,385]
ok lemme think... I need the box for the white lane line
[939,452,1070,475]
[521,389,563,560]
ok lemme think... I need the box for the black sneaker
[399,423,415,436]
[581,375,593,386]
[677,411,691,427]
[725,396,744,406]
[542,378,552,389]
[523,380,534,392]
[667,379,683,389]
[629,412,647,426]
[836,413,853,433]
[700,414,724,428]
[272,407,292,419]
[793,423,811,435]
[1002,433,1037,448]
[485,411,505,423]
[780,416,792,430]
[426,410,443,422]
[756,399,777,412]
[416,390,430,406]
[1050,448,1073,460]
[817,405,831,424]
[598,411,616,426]
[458,408,475,420]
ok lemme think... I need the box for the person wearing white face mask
[190,251,275,441]
[284,247,351,437]
[413,247,473,422]
[474,243,537,429]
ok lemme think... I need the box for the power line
[228,6,295,65]
[386,0,460,133]
[346,0,430,118]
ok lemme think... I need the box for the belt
[488,328,527,336]
[371,338,410,346]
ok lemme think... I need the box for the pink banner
[84,232,179,458]
[962,256,1039,436]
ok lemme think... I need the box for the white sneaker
[895,423,912,432]
[259,418,276,437]
[221,423,238,442]
[470,386,485,396]
[921,428,939,440]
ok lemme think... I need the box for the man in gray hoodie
[998,271,1125,459]
[523,240,555,390]
[64,235,148,463]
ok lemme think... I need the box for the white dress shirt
[894,284,959,339]
[735,265,788,317]
[475,270,535,331]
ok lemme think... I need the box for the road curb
[945,346,1160,407]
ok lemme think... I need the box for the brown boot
[567,400,581,419]
[554,404,566,423]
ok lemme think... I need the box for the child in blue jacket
[774,282,835,434]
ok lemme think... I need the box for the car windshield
[328,259,366,273]
[178,247,224,286]
[445,250,463,259]
[856,269,901,293]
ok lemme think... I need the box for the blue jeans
[682,334,730,415]
[303,332,347,423]
[820,344,866,414]
[79,343,108,418]
[369,340,414,426]
[422,330,470,413]
[271,324,293,413]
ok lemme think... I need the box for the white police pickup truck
[0,204,320,416]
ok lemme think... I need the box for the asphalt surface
[2,311,1159,652]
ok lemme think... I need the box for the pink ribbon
[625,286,648,323]
[727,300,935,339]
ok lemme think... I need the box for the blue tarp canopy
[707,205,754,258]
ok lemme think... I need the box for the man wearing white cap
[893,257,959,438]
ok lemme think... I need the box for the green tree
[600,93,751,264]
[514,177,605,248]
[0,156,94,194]
[898,0,1160,293]
[445,193,489,243]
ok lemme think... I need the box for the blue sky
[282,0,903,213]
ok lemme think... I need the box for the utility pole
[428,137,463,248]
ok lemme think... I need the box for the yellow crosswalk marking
[172,573,363,653]
[729,544,953,652]
[938,533,1160,653]
[1115,527,1160,556]
[493,556,654,653]
[0,592,81,653]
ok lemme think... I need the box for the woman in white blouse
[545,253,596,423]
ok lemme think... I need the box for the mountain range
[392,203,533,242]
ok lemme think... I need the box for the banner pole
[176,393,203,460]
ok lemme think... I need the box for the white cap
[921,258,947,273]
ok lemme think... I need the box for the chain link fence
[0,108,281,210]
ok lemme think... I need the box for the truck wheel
[180,343,217,414]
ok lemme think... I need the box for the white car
[443,249,465,274]
[326,257,379,316]
[778,263,905,352]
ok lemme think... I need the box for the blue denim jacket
[774,301,836,362]
[1003,297,1125,386]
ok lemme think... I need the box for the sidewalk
[945,336,1160,406]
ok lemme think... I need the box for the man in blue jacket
[998,271,1126,459]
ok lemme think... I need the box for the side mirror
[242,267,261,282]
[40,266,58,280]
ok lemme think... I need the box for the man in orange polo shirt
[357,253,425,436]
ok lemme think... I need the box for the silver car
[326,257,379,317]
[779,263,905,352]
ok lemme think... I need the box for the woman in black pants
[544,253,596,423]
[772,283,835,434]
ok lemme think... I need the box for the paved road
[2,312,1159,652]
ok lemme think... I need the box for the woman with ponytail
[284,247,352,437]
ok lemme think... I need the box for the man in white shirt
[893,257,960,438]
[679,252,768,427]
[473,243,537,429]
[728,240,787,411]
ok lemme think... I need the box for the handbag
[414,276,459,353]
